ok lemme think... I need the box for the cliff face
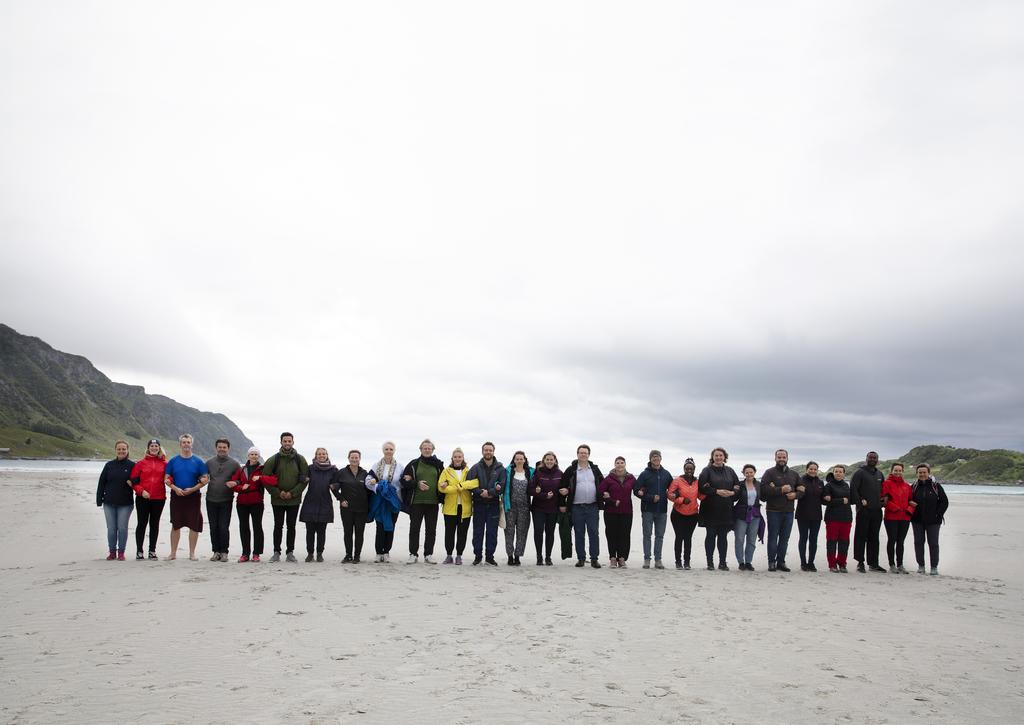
[0,323,253,458]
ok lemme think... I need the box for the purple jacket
[598,473,636,515]
[531,465,563,514]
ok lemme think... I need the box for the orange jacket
[668,476,699,516]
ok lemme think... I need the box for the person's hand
[142,490,151,499]
[341,500,349,508]
[861,499,867,507]
[823,495,831,502]
[639,489,646,497]
[843,497,849,504]
[796,485,806,493]
[559,506,566,513]
[164,475,172,486]
[558,488,569,496]
[281,491,292,500]
[535,486,541,495]
[253,475,261,482]
[603,491,611,499]
[546,491,554,499]
[439,482,448,490]
[653,495,660,503]
[786,492,796,500]
[495,484,502,493]
[403,474,412,481]
[417,481,429,491]
[172,486,184,497]
[480,490,490,499]
[227,480,237,488]
[781,485,792,494]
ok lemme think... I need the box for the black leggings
[272,505,299,554]
[375,512,400,555]
[237,503,264,557]
[532,511,558,559]
[305,521,328,555]
[603,512,632,559]
[912,522,941,568]
[704,525,730,564]
[340,508,367,557]
[885,519,910,566]
[135,497,165,554]
[671,512,698,564]
[444,510,471,555]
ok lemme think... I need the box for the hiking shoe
[642,559,651,569]
[106,551,116,561]
[407,555,418,564]
[675,561,683,570]
[930,567,938,575]
[800,563,810,571]
[575,560,586,568]
[486,557,498,566]
[856,562,865,573]
[591,559,601,569]
[917,565,925,574]
[444,556,454,565]
[707,561,715,571]
[269,552,281,562]
[238,555,250,563]
[768,563,777,572]
[353,555,360,563]
[808,563,818,572]
[136,551,144,560]
[654,561,665,570]
[305,553,314,562]
[897,565,909,574]
[777,564,791,572]
[424,555,436,564]
[286,553,297,563]
[718,562,729,571]
[536,557,544,566]
[455,555,463,565]
[473,555,482,566]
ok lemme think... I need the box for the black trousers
[272,505,299,554]
[884,519,910,566]
[409,503,439,556]
[375,511,400,554]
[340,508,367,558]
[206,499,233,553]
[306,521,328,554]
[854,508,883,566]
[912,522,941,568]
[444,509,471,555]
[671,511,698,564]
[134,497,165,553]
[531,511,558,559]
[704,524,730,564]
[603,512,632,559]
[237,503,264,557]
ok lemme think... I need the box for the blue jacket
[503,465,534,512]
[633,466,674,514]
[468,458,506,506]
[368,480,402,531]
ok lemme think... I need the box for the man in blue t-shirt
[163,434,210,560]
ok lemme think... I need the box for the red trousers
[825,520,852,567]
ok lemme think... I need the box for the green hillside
[796,445,1024,485]
[0,323,253,459]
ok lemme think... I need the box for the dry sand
[0,469,1021,724]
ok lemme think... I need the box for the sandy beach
[0,468,1021,724]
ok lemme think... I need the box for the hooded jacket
[230,463,278,506]
[910,477,949,525]
[130,453,168,501]
[633,465,674,514]
[795,474,825,522]
[263,448,310,507]
[503,465,534,512]
[599,472,636,515]
[299,461,338,523]
[881,474,913,522]
[438,465,475,518]
[97,457,135,507]
[531,465,563,514]
[822,473,853,523]
[850,464,885,512]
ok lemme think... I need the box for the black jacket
[911,478,949,525]
[850,465,885,511]
[697,464,739,527]
[759,465,803,513]
[331,466,371,513]
[732,482,761,521]
[400,455,445,510]
[822,474,853,523]
[795,475,825,522]
[560,460,605,510]
[97,457,135,507]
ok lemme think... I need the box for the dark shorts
[170,493,204,531]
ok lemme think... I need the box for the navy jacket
[633,466,674,514]
[97,457,135,507]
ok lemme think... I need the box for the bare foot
[164,554,176,561]
[189,554,198,561]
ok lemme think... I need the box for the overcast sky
[2,2,1022,471]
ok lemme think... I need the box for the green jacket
[263,449,310,507]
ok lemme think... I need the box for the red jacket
[882,475,913,521]
[131,454,168,501]
[230,464,278,506]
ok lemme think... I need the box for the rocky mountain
[0,323,253,459]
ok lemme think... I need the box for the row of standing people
[96,438,949,574]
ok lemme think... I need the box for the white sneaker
[383,553,390,563]
[424,555,436,564]
[407,555,418,564]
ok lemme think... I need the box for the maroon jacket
[598,473,636,515]
[531,465,563,514]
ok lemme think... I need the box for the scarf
[373,457,398,483]
[311,459,334,470]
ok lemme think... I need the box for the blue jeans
[641,511,667,561]
[103,503,132,552]
[734,517,759,565]
[572,503,600,561]
[472,502,500,558]
[766,511,794,565]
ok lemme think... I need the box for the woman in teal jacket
[503,451,533,566]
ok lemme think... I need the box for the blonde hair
[315,447,329,459]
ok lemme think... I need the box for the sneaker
[654,561,665,570]
[444,556,454,565]
[545,557,553,566]
[305,553,314,562]
[718,562,729,571]
[342,555,352,563]
[117,551,125,561]
[856,562,866,573]
[407,555,418,564]
[252,554,261,562]
[424,555,436,564]
[286,553,297,563]
[136,551,144,560]
[591,559,601,569]
[353,555,360,564]
[889,565,898,573]
[148,551,158,560]
[537,557,544,566]
[618,559,627,569]
[575,560,586,568]
[829,565,839,573]
[684,562,691,570]
[808,563,818,572]
[473,556,482,566]
[106,551,116,561]
[269,552,281,563]
[676,561,683,570]
[642,559,651,569]
[210,553,221,562]
[869,565,887,572]
[608,558,618,568]
[485,557,498,566]
[706,561,715,571]
[383,553,390,563]
[238,555,250,563]
[917,565,925,574]
[929,567,938,576]
[768,563,777,572]
[455,556,463,565]
[777,563,791,573]
[839,565,848,573]
[508,556,516,566]
[897,565,908,574]
[316,553,324,563]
